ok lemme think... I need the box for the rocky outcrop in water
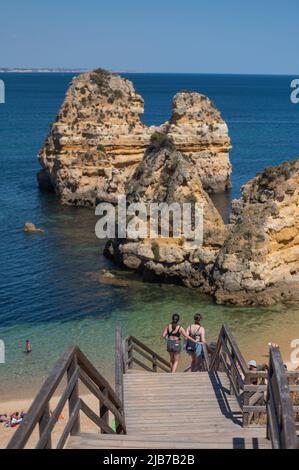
[38,69,150,206]
[106,158,299,306]
[23,222,44,233]
[38,69,299,306]
[38,69,232,206]
[105,139,227,289]
[211,160,299,305]
[160,92,232,192]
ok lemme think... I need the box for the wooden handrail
[210,324,268,426]
[76,348,121,409]
[210,324,299,435]
[202,343,210,370]
[115,327,125,404]
[7,325,299,450]
[36,365,80,449]
[7,345,77,449]
[128,336,171,367]
[210,324,248,375]
[266,346,298,449]
[7,345,126,449]
[125,335,171,373]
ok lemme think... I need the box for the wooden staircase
[7,325,299,450]
[68,371,270,449]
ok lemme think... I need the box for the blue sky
[0,0,298,73]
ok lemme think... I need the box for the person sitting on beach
[0,414,8,423]
[4,411,25,428]
[185,314,206,372]
[162,313,196,373]
[248,359,260,385]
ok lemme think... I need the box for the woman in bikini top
[162,313,196,373]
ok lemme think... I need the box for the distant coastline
[0,68,89,73]
[0,68,296,76]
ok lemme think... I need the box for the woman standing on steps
[162,313,195,373]
[185,313,206,372]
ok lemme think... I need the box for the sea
[0,73,299,399]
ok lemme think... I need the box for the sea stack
[160,92,232,192]
[38,69,151,206]
[105,136,227,290]
[38,69,232,206]
[212,160,299,305]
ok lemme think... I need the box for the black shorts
[167,339,181,353]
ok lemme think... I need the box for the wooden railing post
[221,339,227,374]
[115,327,124,403]
[266,346,298,449]
[38,403,52,449]
[7,344,127,449]
[99,388,109,434]
[230,350,236,396]
[67,352,80,436]
[243,374,250,427]
[152,354,157,372]
[128,338,133,370]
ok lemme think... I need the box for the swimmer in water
[25,340,32,353]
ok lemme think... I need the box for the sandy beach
[0,393,106,449]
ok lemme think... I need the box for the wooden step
[67,433,271,449]
[67,370,270,449]
[121,370,268,448]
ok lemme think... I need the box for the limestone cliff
[211,160,299,305]
[106,157,299,306]
[38,70,232,206]
[37,68,298,306]
[38,68,151,206]
[105,139,227,289]
[160,92,232,192]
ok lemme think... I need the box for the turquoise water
[0,73,299,399]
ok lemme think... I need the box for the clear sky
[0,0,298,74]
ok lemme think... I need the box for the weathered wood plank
[267,346,298,449]
[57,399,81,449]
[79,369,126,431]
[76,348,122,409]
[127,335,171,368]
[80,399,115,434]
[36,366,79,449]
[115,327,124,404]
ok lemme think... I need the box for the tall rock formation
[38,69,151,206]
[211,160,299,305]
[160,92,232,192]
[38,70,232,206]
[105,138,227,289]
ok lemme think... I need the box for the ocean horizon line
[0,69,297,78]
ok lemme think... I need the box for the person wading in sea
[24,340,32,353]
[162,313,196,373]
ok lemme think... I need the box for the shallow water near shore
[0,200,299,400]
[1,73,299,401]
